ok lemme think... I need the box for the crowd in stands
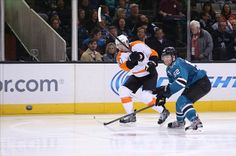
[26,0,236,62]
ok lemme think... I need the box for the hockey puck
[26,105,32,110]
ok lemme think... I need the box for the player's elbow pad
[126,60,138,69]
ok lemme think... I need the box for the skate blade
[185,126,203,132]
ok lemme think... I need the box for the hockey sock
[122,102,133,114]
[152,105,164,113]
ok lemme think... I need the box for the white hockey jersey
[116,41,159,77]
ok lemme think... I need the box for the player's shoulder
[130,40,145,46]
[173,57,185,66]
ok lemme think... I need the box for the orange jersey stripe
[116,52,130,71]
[150,49,159,58]
[121,97,132,103]
[132,69,146,74]
[119,61,130,71]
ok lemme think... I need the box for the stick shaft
[97,6,132,53]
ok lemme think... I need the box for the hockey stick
[103,97,166,126]
[97,6,132,53]
[103,104,154,126]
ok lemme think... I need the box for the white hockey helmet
[115,34,129,51]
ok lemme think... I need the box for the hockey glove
[145,61,157,75]
[129,51,144,62]
[155,96,166,106]
[153,86,167,106]
[154,85,171,99]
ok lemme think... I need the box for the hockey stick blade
[98,7,102,22]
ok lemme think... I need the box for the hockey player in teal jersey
[154,47,211,130]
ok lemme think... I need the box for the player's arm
[116,51,143,71]
[156,66,188,98]
[146,49,159,73]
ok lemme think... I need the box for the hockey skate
[158,109,170,124]
[119,114,136,123]
[168,120,186,129]
[185,117,203,131]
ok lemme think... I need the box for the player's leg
[168,95,192,128]
[181,76,211,130]
[119,75,141,123]
[168,76,211,130]
[182,76,211,103]
[142,72,170,124]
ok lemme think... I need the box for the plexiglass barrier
[5,0,66,61]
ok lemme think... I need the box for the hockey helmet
[115,34,129,51]
[162,47,176,57]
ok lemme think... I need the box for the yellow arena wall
[0,63,236,115]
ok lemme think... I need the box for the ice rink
[1,112,236,156]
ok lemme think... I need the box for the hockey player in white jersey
[115,34,170,124]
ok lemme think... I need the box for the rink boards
[0,63,236,115]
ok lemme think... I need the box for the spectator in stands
[146,28,173,57]
[113,8,127,25]
[50,15,67,41]
[134,15,151,35]
[220,3,236,26]
[201,2,216,23]
[212,13,233,33]
[190,20,213,61]
[126,3,140,33]
[159,0,186,43]
[79,9,86,26]
[104,0,117,17]
[55,0,71,27]
[80,39,103,62]
[103,42,117,62]
[85,9,99,33]
[132,26,148,42]
[227,34,236,60]
[116,18,133,39]
[117,0,130,16]
[212,21,232,60]
[82,27,106,54]
[79,0,91,19]
[199,12,215,34]
[101,5,113,26]
[106,26,118,44]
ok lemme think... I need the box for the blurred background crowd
[19,0,236,62]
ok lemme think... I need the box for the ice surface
[1,112,236,156]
